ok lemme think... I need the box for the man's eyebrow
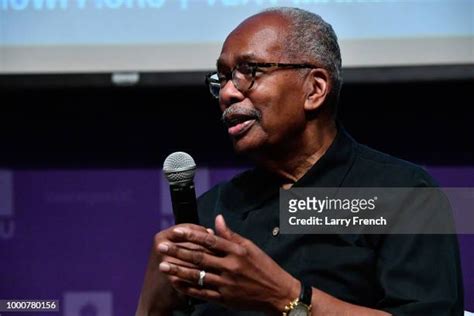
[237,53,258,62]
[216,53,260,70]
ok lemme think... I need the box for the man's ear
[304,68,330,112]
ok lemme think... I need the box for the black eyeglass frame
[205,62,319,99]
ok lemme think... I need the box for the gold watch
[282,280,312,316]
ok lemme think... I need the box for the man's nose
[219,80,245,108]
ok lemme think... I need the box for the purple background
[0,166,472,315]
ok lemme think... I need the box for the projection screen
[1,0,472,77]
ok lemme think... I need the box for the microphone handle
[169,182,202,311]
[170,182,199,224]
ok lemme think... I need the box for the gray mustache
[221,106,262,123]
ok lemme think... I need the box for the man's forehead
[217,13,289,68]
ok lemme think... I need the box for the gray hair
[263,7,343,114]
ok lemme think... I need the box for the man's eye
[237,63,254,75]
[217,73,228,83]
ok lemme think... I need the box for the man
[136,7,463,316]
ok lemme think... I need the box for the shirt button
[272,227,280,236]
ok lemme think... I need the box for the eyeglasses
[205,62,319,99]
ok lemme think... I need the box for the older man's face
[217,13,309,156]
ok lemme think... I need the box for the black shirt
[192,128,463,315]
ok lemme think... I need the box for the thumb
[215,214,244,243]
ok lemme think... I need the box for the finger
[159,261,220,287]
[170,227,246,256]
[159,242,222,270]
[171,277,222,301]
[207,228,215,235]
[175,283,222,301]
[169,275,194,287]
[168,275,219,292]
[215,214,246,244]
[154,240,213,259]
[154,224,209,251]
[176,242,215,254]
[178,223,210,232]
[161,256,198,269]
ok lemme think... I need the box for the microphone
[163,152,202,311]
[163,151,199,224]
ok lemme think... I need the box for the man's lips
[222,106,261,137]
[228,119,256,136]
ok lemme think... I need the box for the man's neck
[256,121,337,188]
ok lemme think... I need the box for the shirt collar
[295,123,357,188]
[219,123,357,215]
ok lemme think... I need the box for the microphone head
[163,151,196,185]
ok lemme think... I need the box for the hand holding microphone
[159,152,296,313]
